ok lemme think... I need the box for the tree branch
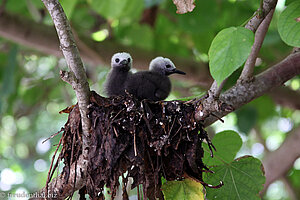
[245,0,277,33]
[239,9,275,81]
[40,0,91,197]
[196,51,300,126]
[206,0,277,105]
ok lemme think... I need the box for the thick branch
[262,126,300,193]
[239,9,275,81]
[40,0,91,197]
[199,52,300,126]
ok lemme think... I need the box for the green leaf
[203,130,242,166]
[60,0,78,19]
[278,1,300,47]
[208,27,254,85]
[162,177,205,200]
[204,156,265,200]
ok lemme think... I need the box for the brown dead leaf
[172,0,196,14]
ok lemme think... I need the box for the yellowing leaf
[162,177,205,200]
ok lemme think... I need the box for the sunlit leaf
[208,27,254,85]
[162,177,205,200]
[278,1,300,47]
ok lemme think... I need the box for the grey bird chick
[125,57,185,101]
[104,52,132,97]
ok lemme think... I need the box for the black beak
[120,59,129,66]
[170,69,186,75]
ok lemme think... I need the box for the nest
[57,91,218,199]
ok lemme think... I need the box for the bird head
[111,52,132,71]
[149,57,186,76]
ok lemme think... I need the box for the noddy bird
[125,57,186,101]
[104,52,132,97]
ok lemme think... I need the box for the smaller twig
[42,127,64,143]
[245,0,277,33]
[210,113,224,123]
[239,9,275,82]
[113,126,119,137]
[50,155,61,182]
[46,134,64,198]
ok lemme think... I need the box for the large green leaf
[278,1,300,47]
[202,130,265,200]
[162,177,205,200]
[203,130,242,166]
[204,156,265,200]
[208,27,254,85]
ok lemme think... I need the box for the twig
[42,127,64,143]
[41,0,91,183]
[245,0,278,33]
[239,9,275,82]
[46,134,64,198]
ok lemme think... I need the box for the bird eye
[166,64,171,68]
[127,58,131,63]
[115,58,120,63]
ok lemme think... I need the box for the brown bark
[201,51,300,126]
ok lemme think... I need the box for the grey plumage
[125,57,185,101]
[104,52,132,97]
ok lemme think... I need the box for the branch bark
[197,51,300,126]
[39,0,91,197]
[239,9,275,81]
[245,0,278,33]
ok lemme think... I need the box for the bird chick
[104,52,132,97]
[125,57,185,101]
